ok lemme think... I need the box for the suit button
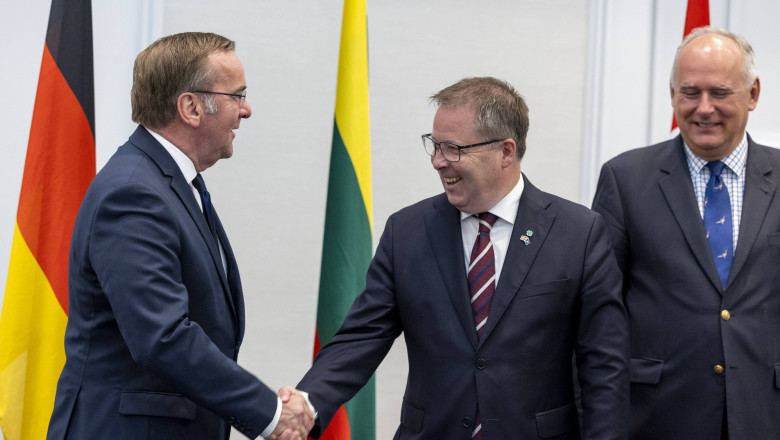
[721,310,731,320]
[714,364,724,374]
[462,417,474,428]
[476,358,487,369]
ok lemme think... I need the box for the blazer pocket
[517,278,569,301]
[630,357,664,384]
[400,398,424,433]
[535,402,577,438]
[768,232,780,247]
[119,391,196,420]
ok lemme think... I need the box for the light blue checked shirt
[684,135,748,251]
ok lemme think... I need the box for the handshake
[267,386,316,440]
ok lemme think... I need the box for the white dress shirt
[684,134,747,251]
[146,127,228,270]
[460,175,525,280]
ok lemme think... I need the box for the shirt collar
[144,126,198,184]
[460,175,525,225]
[683,134,748,177]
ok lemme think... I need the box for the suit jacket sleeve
[297,215,403,437]
[592,162,630,278]
[90,182,277,438]
[576,212,631,440]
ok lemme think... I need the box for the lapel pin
[519,229,532,246]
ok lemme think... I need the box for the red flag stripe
[672,0,710,131]
[684,0,710,36]
[310,329,352,440]
[16,43,95,313]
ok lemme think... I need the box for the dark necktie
[467,212,498,440]
[192,173,220,248]
[704,161,733,287]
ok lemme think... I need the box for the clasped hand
[267,386,314,440]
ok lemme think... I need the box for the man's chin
[444,192,459,205]
[444,193,470,212]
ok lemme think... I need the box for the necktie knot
[476,212,498,233]
[707,160,726,178]
[192,173,207,194]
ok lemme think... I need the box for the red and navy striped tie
[468,212,498,439]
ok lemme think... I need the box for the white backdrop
[1,1,778,439]
[581,0,780,202]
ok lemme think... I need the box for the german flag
[311,0,375,438]
[0,0,94,438]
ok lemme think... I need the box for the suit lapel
[657,137,723,291]
[479,176,552,345]
[129,126,239,322]
[728,139,776,287]
[424,196,478,350]
[214,210,244,342]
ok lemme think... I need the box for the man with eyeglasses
[47,32,312,440]
[297,77,629,439]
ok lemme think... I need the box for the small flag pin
[520,235,531,246]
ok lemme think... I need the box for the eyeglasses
[190,90,247,107]
[421,133,503,162]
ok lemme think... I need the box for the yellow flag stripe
[334,0,372,229]
[0,223,67,440]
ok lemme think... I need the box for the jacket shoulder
[391,193,447,218]
[605,138,678,169]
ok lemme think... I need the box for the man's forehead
[678,83,734,90]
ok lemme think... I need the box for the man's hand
[267,387,314,440]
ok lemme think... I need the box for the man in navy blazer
[592,27,777,439]
[46,33,312,440]
[298,77,629,439]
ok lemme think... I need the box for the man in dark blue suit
[592,27,778,439]
[46,32,312,440]
[298,77,629,439]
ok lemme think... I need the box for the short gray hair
[670,26,757,89]
[430,77,530,160]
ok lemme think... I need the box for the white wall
[581,0,780,203]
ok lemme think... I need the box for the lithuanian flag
[0,0,95,438]
[312,0,375,438]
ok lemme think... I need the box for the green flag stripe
[345,375,375,439]
[317,120,372,342]
[317,121,375,438]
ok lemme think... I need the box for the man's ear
[177,92,202,128]
[501,138,517,168]
[748,76,760,111]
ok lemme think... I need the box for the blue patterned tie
[192,173,220,247]
[704,161,733,287]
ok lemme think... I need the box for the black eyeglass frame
[421,133,504,162]
[190,90,247,105]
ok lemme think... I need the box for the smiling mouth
[694,122,720,127]
[443,177,462,184]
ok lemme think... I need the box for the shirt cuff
[260,397,282,438]
[299,390,318,419]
